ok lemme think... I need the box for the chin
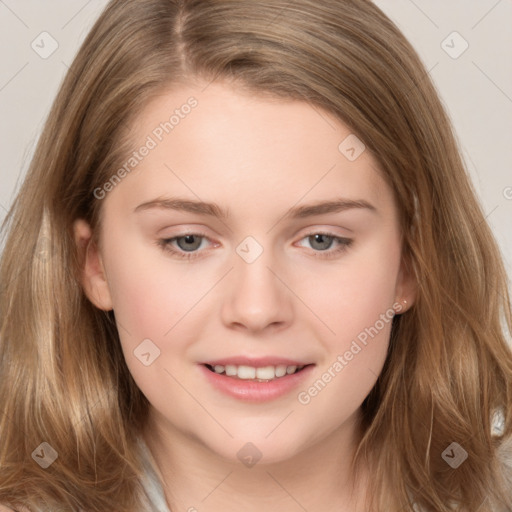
[198,426,311,467]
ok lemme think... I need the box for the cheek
[102,242,207,399]
[109,264,177,338]
[101,244,203,393]
[299,232,401,349]
[293,232,401,407]
[104,236,203,338]
[295,271,397,427]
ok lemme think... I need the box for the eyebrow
[133,196,377,219]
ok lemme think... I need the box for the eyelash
[157,231,353,261]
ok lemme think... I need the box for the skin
[74,80,416,511]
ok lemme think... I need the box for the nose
[220,246,294,334]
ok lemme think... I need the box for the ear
[73,219,113,311]
[395,253,417,314]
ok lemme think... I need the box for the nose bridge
[220,235,293,331]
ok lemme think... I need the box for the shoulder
[496,432,512,479]
[0,506,15,512]
[489,431,512,512]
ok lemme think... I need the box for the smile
[205,363,307,382]
[200,358,315,402]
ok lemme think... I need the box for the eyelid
[295,224,352,239]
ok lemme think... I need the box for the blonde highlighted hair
[1,0,511,510]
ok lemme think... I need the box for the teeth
[225,365,237,376]
[210,364,304,380]
[275,365,287,377]
[256,366,275,380]
[286,365,297,375]
[237,365,256,379]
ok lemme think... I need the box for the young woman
[1,1,511,511]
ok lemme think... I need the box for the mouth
[199,357,316,401]
[203,363,311,382]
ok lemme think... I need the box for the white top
[2,419,511,511]
[0,439,172,512]
[135,420,512,512]
[137,436,172,512]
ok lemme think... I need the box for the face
[75,80,415,465]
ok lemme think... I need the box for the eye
[157,233,213,260]
[296,233,353,259]
[157,231,353,261]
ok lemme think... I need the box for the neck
[142,408,370,512]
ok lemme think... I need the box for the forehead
[104,81,394,223]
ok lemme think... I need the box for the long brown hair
[1,1,511,510]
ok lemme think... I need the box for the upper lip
[201,356,313,368]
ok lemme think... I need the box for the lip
[199,362,315,403]
[201,356,310,368]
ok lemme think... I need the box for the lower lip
[199,364,315,402]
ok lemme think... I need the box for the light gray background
[1,1,511,282]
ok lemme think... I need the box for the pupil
[178,235,201,251]
[311,234,333,250]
